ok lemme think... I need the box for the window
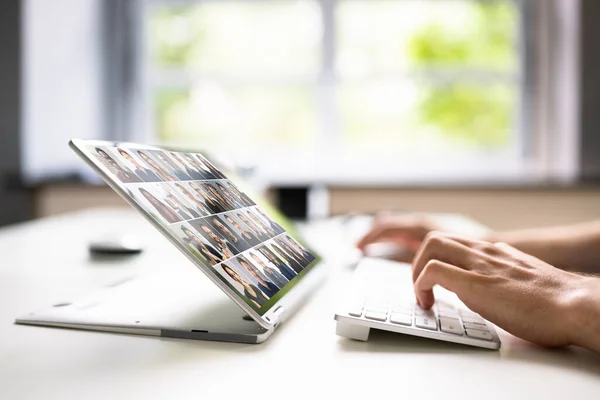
[139,0,525,184]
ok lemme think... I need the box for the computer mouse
[89,234,144,255]
[363,242,407,260]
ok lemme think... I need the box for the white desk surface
[1,208,599,399]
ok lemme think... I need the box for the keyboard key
[436,302,455,311]
[390,313,412,326]
[459,309,480,318]
[439,317,463,335]
[466,329,493,341]
[364,304,389,314]
[438,310,460,318]
[462,316,486,325]
[414,306,436,318]
[415,316,437,330]
[365,310,388,322]
[348,306,363,317]
[463,322,488,331]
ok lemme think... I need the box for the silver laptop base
[15,272,275,344]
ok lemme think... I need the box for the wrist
[563,275,600,352]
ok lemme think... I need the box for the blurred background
[1,0,599,230]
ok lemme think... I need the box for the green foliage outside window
[407,1,518,146]
[150,1,519,150]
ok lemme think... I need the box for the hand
[356,214,440,262]
[412,232,590,348]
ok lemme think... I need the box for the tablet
[69,139,321,329]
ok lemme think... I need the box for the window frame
[116,0,578,186]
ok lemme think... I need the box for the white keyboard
[334,259,501,350]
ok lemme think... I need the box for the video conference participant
[207,216,252,252]
[174,183,211,217]
[249,252,289,288]
[271,242,304,274]
[226,181,255,207]
[116,148,161,182]
[183,153,216,180]
[179,225,223,266]
[238,256,281,296]
[224,215,263,247]
[283,235,315,263]
[237,212,271,243]
[193,221,238,259]
[222,264,269,308]
[276,238,311,268]
[138,188,182,223]
[256,208,285,235]
[95,148,141,183]
[170,152,204,180]
[257,245,297,281]
[195,154,226,179]
[191,183,228,214]
[213,183,242,209]
[206,184,236,211]
[155,152,192,181]
[164,192,195,220]
[248,210,277,237]
[137,151,177,181]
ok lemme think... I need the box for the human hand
[412,232,590,348]
[356,214,440,262]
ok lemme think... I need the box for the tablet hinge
[271,305,286,324]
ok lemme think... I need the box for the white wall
[22,0,105,182]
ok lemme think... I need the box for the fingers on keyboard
[346,299,494,342]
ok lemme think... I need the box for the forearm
[487,221,600,273]
[568,276,600,354]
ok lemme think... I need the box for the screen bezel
[69,139,322,329]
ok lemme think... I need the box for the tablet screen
[73,141,320,317]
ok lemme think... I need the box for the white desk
[1,208,600,399]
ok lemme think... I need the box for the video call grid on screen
[84,144,316,313]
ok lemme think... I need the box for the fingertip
[355,241,366,252]
[415,290,435,309]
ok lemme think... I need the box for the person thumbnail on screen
[282,234,316,263]
[237,255,280,297]
[191,219,238,260]
[190,183,228,214]
[174,183,211,217]
[137,150,177,181]
[270,242,305,274]
[182,153,216,180]
[170,152,204,180]
[215,182,245,209]
[206,215,252,252]
[205,183,236,211]
[248,250,289,288]
[256,208,285,235]
[153,151,192,181]
[160,187,199,220]
[94,147,141,184]
[237,211,271,243]
[196,154,226,179]
[137,187,183,224]
[247,208,278,237]
[257,244,298,281]
[226,181,255,207]
[223,214,263,247]
[221,263,269,308]
[274,237,312,269]
[116,148,161,182]
[178,224,225,266]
